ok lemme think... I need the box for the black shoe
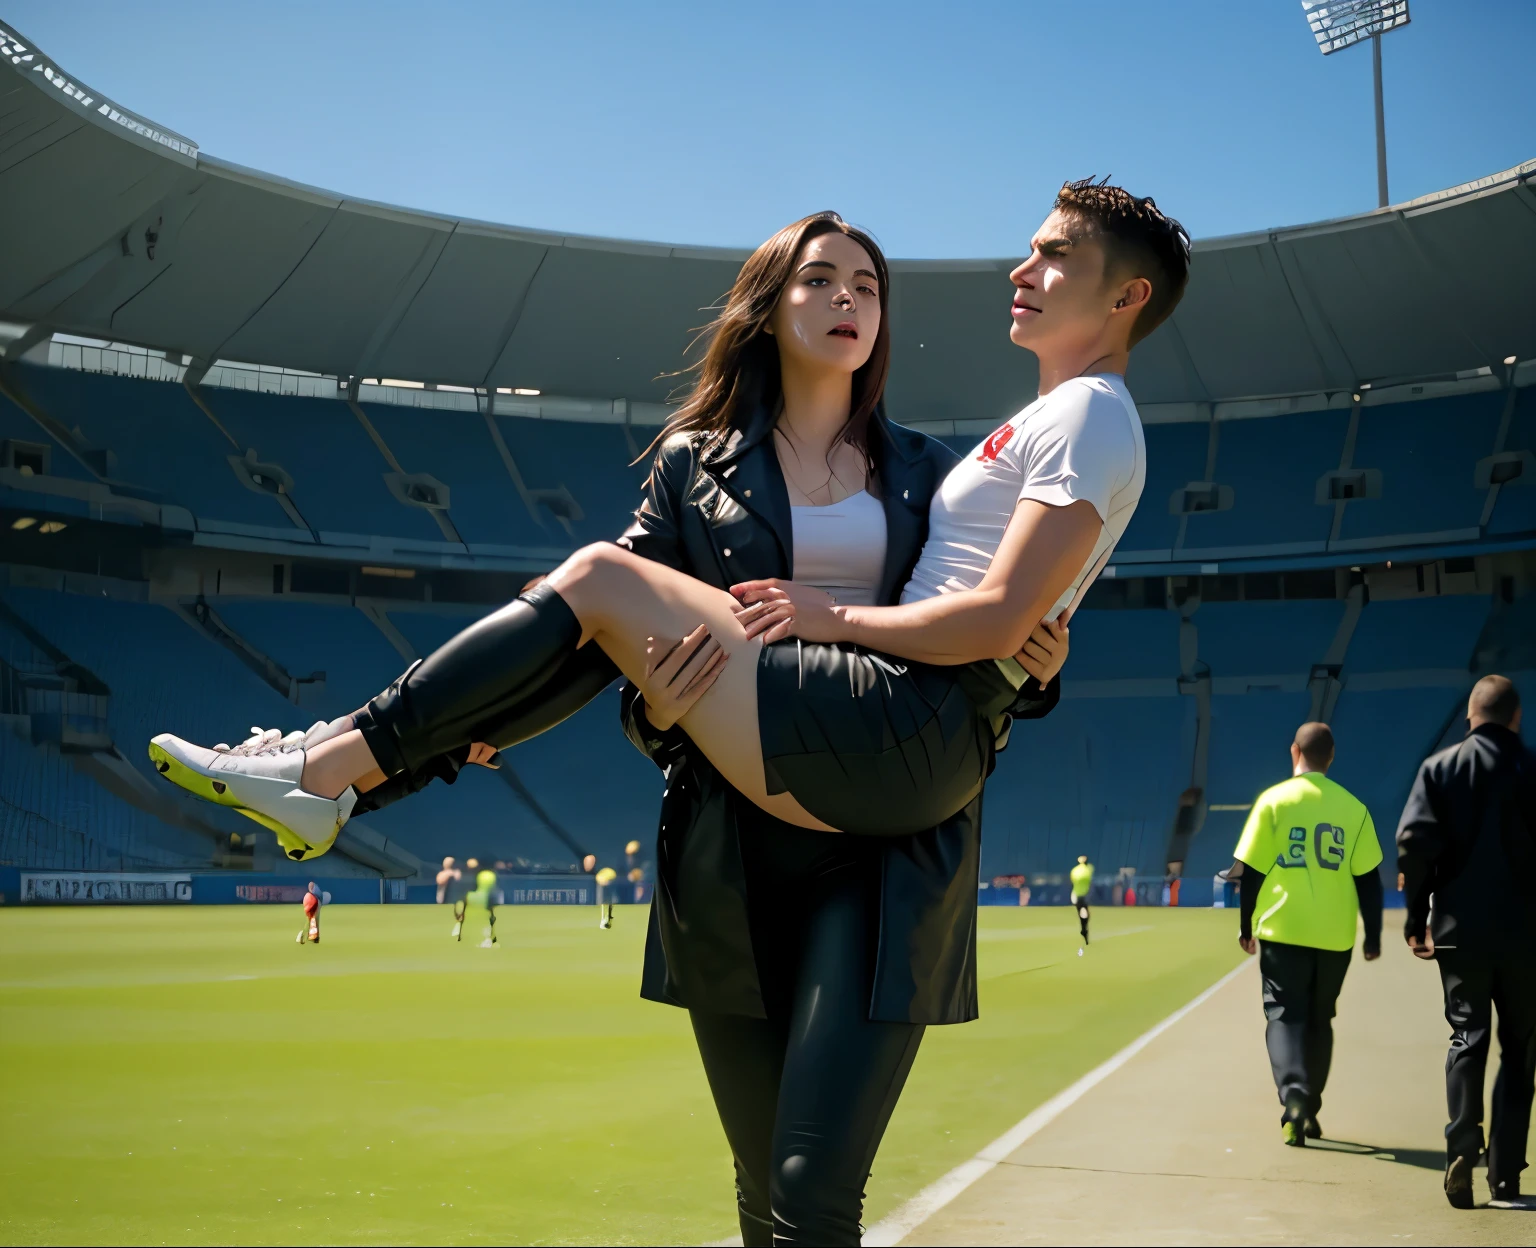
[1490,1176,1522,1205]
[1303,1116,1322,1140]
[1446,1155,1475,1209]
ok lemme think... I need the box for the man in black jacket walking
[1397,674,1536,1210]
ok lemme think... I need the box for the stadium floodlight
[1301,2,1410,208]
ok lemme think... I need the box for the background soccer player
[451,857,479,940]
[595,866,618,930]
[1070,855,1094,950]
[1235,722,1383,1147]
[435,856,460,905]
[462,866,500,948]
[296,881,322,944]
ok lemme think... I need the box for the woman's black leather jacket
[616,403,1059,1024]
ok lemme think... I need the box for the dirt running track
[906,933,1535,1245]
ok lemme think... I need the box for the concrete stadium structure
[1,19,1533,890]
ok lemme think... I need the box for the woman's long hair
[647,211,891,470]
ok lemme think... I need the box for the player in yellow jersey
[1069,856,1094,949]
[1234,722,1383,1147]
[595,866,618,929]
[461,866,500,947]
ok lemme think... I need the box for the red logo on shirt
[978,422,1016,463]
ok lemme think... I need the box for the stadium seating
[2,353,1532,888]
[1338,392,1503,541]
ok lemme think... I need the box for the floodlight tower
[1301,1,1411,207]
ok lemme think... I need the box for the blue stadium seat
[1183,410,1344,550]
[205,390,444,542]
[1197,600,1344,677]
[1338,393,1503,541]
[1064,608,1179,680]
[1345,596,1488,672]
[1487,385,1536,537]
[360,404,546,548]
[11,365,288,527]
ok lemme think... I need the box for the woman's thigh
[689,1010,789,1220]
[545,545,835,831]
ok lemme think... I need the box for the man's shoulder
[1252,776,1306,808]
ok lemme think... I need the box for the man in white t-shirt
[737,178,1188,672]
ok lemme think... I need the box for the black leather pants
[353,641,617,814]
[356,582,589,790]
[690,820,924,1246]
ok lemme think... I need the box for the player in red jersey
[297,880,322,944]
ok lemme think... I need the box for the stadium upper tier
[2,18,1533,428]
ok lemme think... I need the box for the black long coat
[615,403,1058,1024]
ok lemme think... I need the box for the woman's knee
[549,543,635,612]
[770,1149,863,1245]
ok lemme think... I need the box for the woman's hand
[730,579,842,644]
[466,742,500,769]
[1013,611,1069,690]
[640,624,728,731]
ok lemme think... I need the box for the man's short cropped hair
[1469,674,1521,726]
[1054,177,1192,346]
[1293,722,1335,771]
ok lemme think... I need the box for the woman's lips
[828,321,859,338]
[1011,301,1042,317]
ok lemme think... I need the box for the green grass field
[0,903,1242,1246]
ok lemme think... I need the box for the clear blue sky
[9,0,1532,256]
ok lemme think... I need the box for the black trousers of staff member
[1260,941,1352,1119]
[1438,947,1536,1190]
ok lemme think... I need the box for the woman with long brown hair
[153,181,1190,1240]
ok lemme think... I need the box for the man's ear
[1112,276,1152,314]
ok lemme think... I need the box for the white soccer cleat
[148,730,355,862]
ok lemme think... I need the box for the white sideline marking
[861,958,1254,1247]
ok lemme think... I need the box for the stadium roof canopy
[2,19,1533,428]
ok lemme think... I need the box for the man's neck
[1038,343,1130,395]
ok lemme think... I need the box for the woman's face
[766,232,881,375]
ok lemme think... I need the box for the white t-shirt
[901,374,1145,619]
[791,490,888,607]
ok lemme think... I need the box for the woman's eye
[806,277,828,286]
[858,284,878,296]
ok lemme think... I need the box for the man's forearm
[1354,869,1383,951]
[1239,866,1264,941]
[837,588,1039,666]
[834,497,1101,665]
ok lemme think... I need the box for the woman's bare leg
[301,543,836,831]
[545,544,837,831]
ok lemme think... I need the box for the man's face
[1007,209,1116,353]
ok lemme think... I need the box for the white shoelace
[214,726,309,756]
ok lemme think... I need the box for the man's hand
[730,580,841,645]
[1015,611,1069,689]
[1407,931,1436,960]
[466,742,500,769]
[640,624,727,732]
[1238,936,1257,956]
